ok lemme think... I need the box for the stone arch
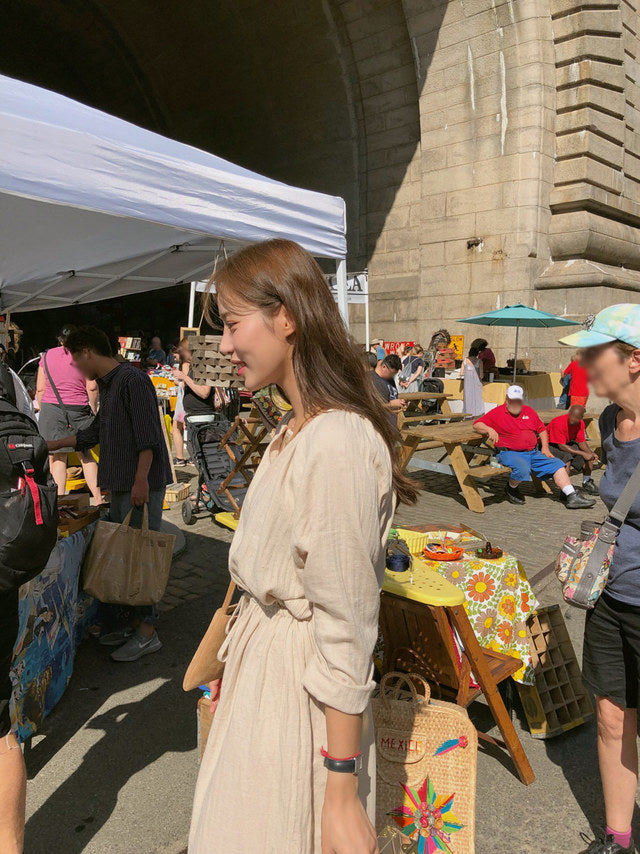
[1,0,429,275]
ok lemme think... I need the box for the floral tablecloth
[426,552,538,684]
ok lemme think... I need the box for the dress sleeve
[292,415,392,715]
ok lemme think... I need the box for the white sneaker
[110,630,162,662]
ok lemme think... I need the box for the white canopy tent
[0,74,349,321]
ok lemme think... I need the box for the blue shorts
[496,448,565,482]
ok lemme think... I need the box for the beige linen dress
[188,409,395,853]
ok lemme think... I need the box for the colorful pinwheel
[388,775,463,853]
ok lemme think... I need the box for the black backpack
[0,363,58,591]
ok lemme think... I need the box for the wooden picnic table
[400,421,510,513]
[396,391,470,429]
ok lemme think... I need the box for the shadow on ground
[24,528,231,854]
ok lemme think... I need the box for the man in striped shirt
[46,326,172,662]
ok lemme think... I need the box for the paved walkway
[22,463,635,854]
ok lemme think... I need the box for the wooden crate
[58,493,91,511]
[58,506,101,537]
[518,605,593,739]
[189,335,244,389]
[165,482,190,503]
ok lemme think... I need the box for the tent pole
[364,286,370,350]
[336,259,349,329]
[513,325,520,383]
[188,280,196,327]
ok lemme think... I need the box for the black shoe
[581,479,600,496]
[505,483,525,505]
[579,829,636,853]
[566,490,596,509]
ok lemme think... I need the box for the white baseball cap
[506,385,524,400]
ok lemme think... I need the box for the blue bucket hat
[559,304,640,349]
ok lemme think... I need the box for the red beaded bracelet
[320,746,362,762]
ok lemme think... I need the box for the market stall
[0,73,349,321]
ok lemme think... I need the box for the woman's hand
[172,368,187,382]
[322,775,378,854]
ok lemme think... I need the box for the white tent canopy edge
[0,74,349,322]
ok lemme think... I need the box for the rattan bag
[372,672,477,853]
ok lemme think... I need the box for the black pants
[583,592,640,708]
[0,589,18,737]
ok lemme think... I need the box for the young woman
[398,345,425,393]
[475,338,496,378]
[188,239,417,854]
[461,340,484,416]
[560,304,640,854]
[36,325,101,504]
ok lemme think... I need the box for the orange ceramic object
[422,544,465,562]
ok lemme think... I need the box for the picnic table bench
[399,421,511,513]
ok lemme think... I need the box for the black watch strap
[323,754,363,774]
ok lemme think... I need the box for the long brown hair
[205,239,418,504]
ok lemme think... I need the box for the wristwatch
[322,753,363,774]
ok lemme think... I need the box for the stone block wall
[358,0,640,371]
[3,0,640,370]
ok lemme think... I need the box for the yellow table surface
[443,372,562,405]
[383,558,465,606]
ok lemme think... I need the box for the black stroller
[181,392,248,525]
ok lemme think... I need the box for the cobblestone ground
[24,460,634,854]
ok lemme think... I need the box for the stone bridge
[3,0,640,366]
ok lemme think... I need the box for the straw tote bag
[183,580,237,691]
[372,672,477,853]
[83,505,174,605]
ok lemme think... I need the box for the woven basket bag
[372,672,477,853]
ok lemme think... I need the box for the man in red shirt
[548,405,599,494]
[563,355,589,407]
[473,385,596,508]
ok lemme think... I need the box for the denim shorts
[496,448,565,482]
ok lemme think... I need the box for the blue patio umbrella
[457,304,581,381]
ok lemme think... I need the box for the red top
[478,348,496,370]
[564,360,589,397]
[547,414,586,445]
[475,403,546,451]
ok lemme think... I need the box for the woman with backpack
[188,239,417,853]
[560,305,640,854]
[36,325,101,505]
[398,344,425,393]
